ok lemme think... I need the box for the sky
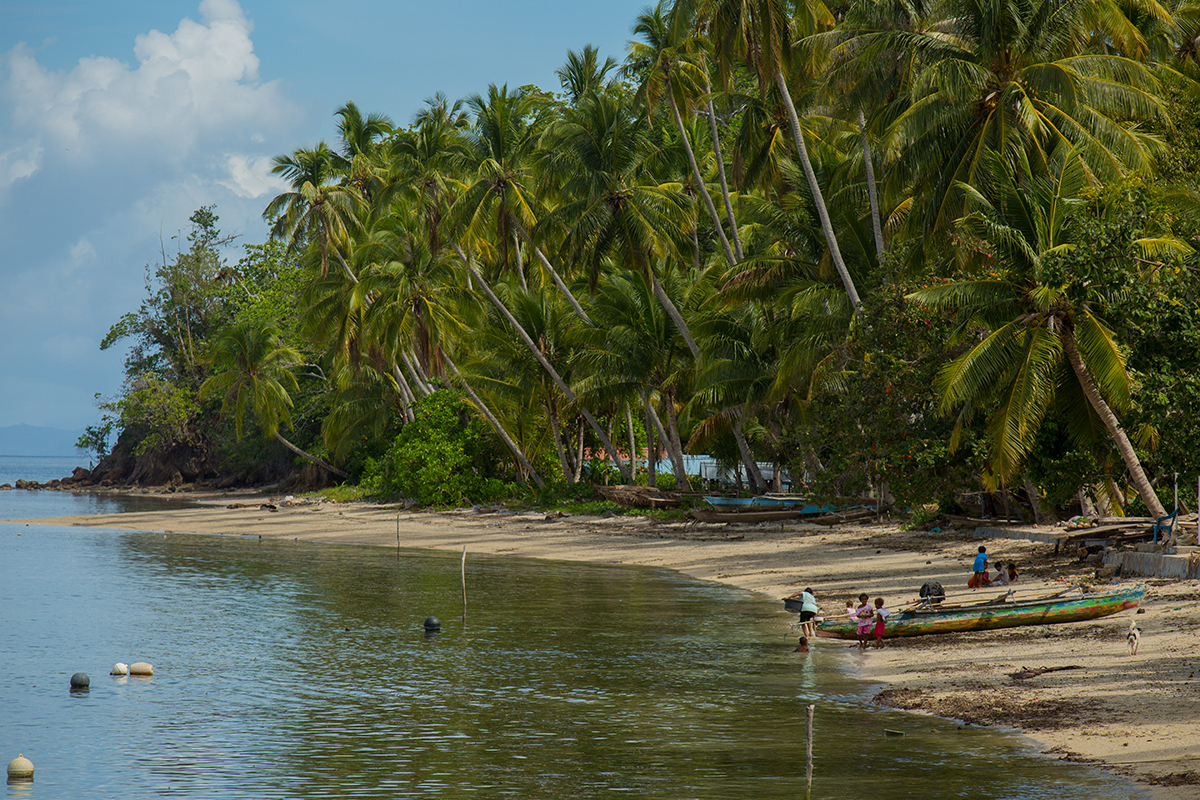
[0,0,649,432]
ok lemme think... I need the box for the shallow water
[0,505,1147,799]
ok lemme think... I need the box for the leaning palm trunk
[663,396,690,490]
[858,108,885,259]
[774,70,861,310]
[274,431,348,478]
[392,365,417,423]
[548,401,575,485]
[442,349,546,490]
[509,218,592,325]
[1060,326,1165,518]
[651,273,701,361]
[401,351,433,397]
[1023,476,1052,525]
[451,242,633,483]
[732,405,765,494]
[706,97,743,261]
[668,78,737,267]
[627,405,639,483]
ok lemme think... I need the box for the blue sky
[0,0,649,431]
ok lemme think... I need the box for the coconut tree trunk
[858,108,885,260]
[668,77,736,267]
[626,404,639,483]
[1023,476,1052,525]
[442,349,546,489]
[706,97,743,261]
[574,417,586,483]
[663,398,689,489]
[1060,326,1165,518]
[774,69,861,311]
[733,405,765,494]
[651,273,701,361]
[392,365,417,423]
[548,399,575,485]
[401,351,432,397]
[644,400,657,488]
[273,431,348,479]
[452,241,632,483]
[509,218,592,325]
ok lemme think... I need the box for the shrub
[367,390,514,506]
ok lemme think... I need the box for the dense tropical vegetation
[85,0,1200,519]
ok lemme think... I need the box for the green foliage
[75,414,112,463]
[793,281,981,508]
[102,375,201,457]
[362,390,514,505]
[101,206,235,387]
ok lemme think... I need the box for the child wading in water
[855,593,874,649]
[872,597,888,648]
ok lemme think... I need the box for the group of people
[969,545,1019,589]
[849,593,888,649]
[792,590,888,651]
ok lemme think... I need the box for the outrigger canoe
[814,584,1144,640]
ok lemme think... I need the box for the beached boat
[703,495,834,513]
[813,584,1144,639]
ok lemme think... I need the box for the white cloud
[219,153,286,198]
[0,140,41,188]
[0,0,300,171]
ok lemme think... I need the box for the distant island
[0,424,86,457]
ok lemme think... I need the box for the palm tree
[703,0,863,309]
[201,320,347,478]
[556,45,620,104]
[264,143,363,280]
[538,90,701,358]
[869,0,1170,233]
[629,2,740,267]
[907,149,1167,517]
[450,84,592,322]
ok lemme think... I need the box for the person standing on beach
[872,597,888,647]
[798,587,818,637]
[971,545,988,589]
[855,593,874,648]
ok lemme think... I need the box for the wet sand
[20,490,1200,798]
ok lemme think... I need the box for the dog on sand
[1127,619,1140,656]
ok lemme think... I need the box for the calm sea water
[0,496,1146,799]
[0,455,85,487]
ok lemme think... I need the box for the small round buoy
[111,662,129,676]
[129,662,154,676]
[69,672,89,690]
[7,754,34,780]
[423,616,441,631]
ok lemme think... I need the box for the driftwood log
[1009,665,1084,680]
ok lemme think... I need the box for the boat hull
[814,586,1144,639]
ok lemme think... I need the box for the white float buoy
[129,662,153,676]
[7,754,34,780]
[111,663,129,676]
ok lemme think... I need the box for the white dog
[1127,620,1140,656]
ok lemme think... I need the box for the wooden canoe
[814,584,1144,639]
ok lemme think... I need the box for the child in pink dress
[855,593,874,649]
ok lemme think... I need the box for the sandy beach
[20,490,1200,799]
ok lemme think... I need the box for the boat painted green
[814,584,1144,640]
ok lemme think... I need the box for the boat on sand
[814,584,1144,640]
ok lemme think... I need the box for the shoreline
[15,489,1200,799]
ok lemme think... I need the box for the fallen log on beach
[1009,665,1084,680]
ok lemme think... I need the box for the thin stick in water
[461,546,467,624]
[806,704,814,798]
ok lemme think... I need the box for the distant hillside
[0,424,86,457]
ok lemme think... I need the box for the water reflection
[0,525,1146,799]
